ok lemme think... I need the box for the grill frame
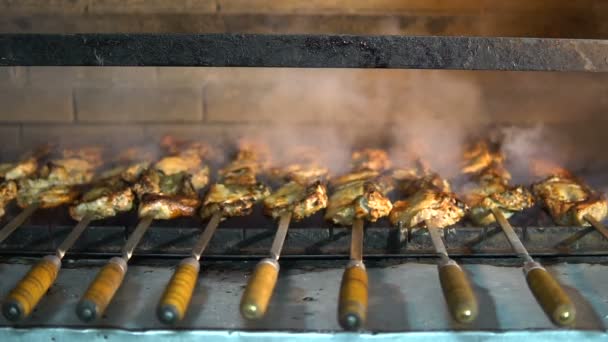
[0,34,607,71]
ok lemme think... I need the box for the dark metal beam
[0,34,607,71]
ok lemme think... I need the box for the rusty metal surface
[0,34,607,71]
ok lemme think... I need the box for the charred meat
[390,172,467,228]
[69,176,135,221]
[461,142,534,226]
[533,173,607,227]
[17,146,104,209]
[201,142,270,219]
[0,181,17,218]
[325,150,393,226]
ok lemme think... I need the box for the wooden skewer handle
[76,257,127,322]
[438,259,479,324]
[2,255,61,321]
[338,261,368,331]
[240,258,280,320]
[524,261,576,326]
[157,257,200,324]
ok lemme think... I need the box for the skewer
[2,214,94,321]
[156,212,222,324]
[491,207,575,326]
[338,218,368,331]
[0,203,40,244]
[240,211,292,320]
[76,215,154,322]
[583,214,608,241]
[426,221,478,323]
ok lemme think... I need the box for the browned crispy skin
[533,174,607,227]
[461,141,534,226]
[17,146,104,209]
[325,150,393,226]
[389,173,467,228]
[0,157,38,181]
[264,180,328,221]
[201,141,271,219]
[69,176,135,221]
[135,169,202,220]
[0,181,17,218]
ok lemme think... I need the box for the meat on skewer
[461,142,575,326]
[133,141,211,220]
[16,146,104,209]
[69,148,155,222]
[200,140,271,220]
[389,170,467,229]
[531,162,607,227]
[0,146,51,218]
[461,141,534,226]
[325,149,393,331]
[156,140,270,324]
[240,148,329,320]
[324,149,393,226]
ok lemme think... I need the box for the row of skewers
[0,137,606,331]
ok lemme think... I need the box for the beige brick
[75,87,203,123]
[0,0,91,14]
[28,67,158,87]
[218,0,484,14]
[21,124,146,149]
[88,0,217,14]
[0,67,27,87]
[0,125,21,159]
[0,87,73,122]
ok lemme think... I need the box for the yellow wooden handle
[2,255,61,321]
[338,261,368,331]
[525,262,576,326]
[240,258,280,320]
[438,260,478,324]
[76,257,127,322]
[157,257,200,324]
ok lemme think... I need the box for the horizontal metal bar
[0,34,607,71]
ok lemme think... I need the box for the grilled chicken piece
[201,142,270,219]
[0,157,38,181]
[134,169,202,220]
[16,146,104,209]
[533,174,607,227]
[201,183,270,219]
[464,165,534,226]
[70,176,135,221]
[0,181,17,218]
[390,173,466,228]
[264,181,328,220]
[462,141,505,175]
[325,149,393,226]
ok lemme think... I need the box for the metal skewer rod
[157,212,223,324]
[426,221,478,324]
[0,203,40,244]
[338,218,368,331]
[583,214,608,241]
[2,214,94,321]
[491,207,575,326]
[76,215,155,322]
[240,212,292,320]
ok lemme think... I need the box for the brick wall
[1,67,607,169]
